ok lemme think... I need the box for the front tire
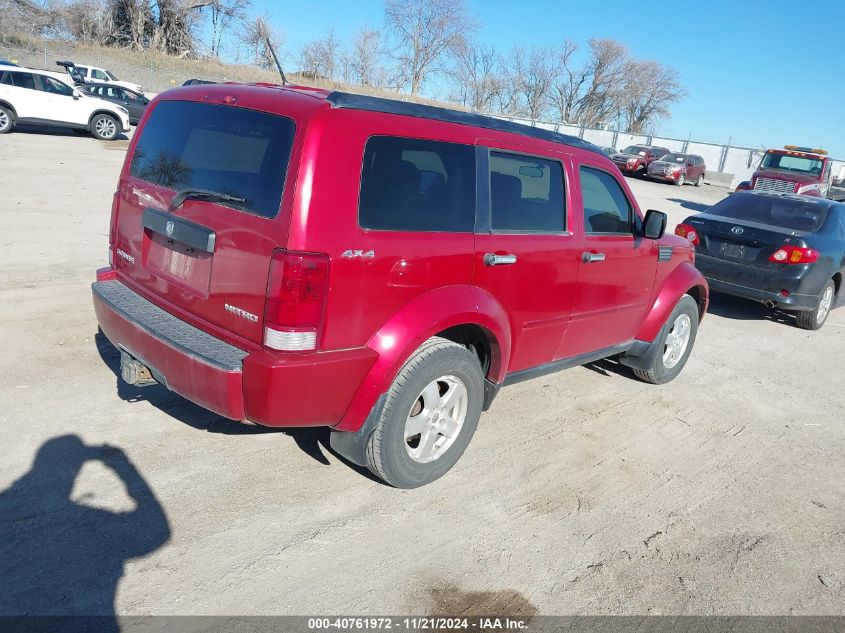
[366,337,484,488]
[91,114,119,140]
[0,105,14,134]
[676,173,686,186]
[633,295,699,384]
[796,280,835,330]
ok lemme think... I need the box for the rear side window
[490,152,565,232]
[358,136,475,232]
[130,101,295,218]
[8,72,36,90]
[707,193,828,232]
[580,167,633,234]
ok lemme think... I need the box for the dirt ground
[1,126,843,618]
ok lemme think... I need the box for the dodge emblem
[165,220,175,236]
[731,226,744,235]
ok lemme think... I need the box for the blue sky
[253,0,845,157]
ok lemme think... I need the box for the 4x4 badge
[341,249,375,259]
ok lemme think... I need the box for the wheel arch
[333,285,512,432]
[635,261,708,342]
[0,100,17,117]
[832,271,842,296]
[88,109,120,126]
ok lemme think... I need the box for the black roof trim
[326,91,602,155]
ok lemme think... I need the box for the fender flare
[88,109,121,127]
[634,260,708,343]
[334,285,512,432]
[0,99,17,117]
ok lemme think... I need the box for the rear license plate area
[721,242,745,259]
[143,230,213,297]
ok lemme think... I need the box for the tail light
[109,190,119,266]
[264,250,330,351]
[735,181,752,192]
[768,246,819,264]
[675,223,700,246]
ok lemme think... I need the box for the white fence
[496,115,845,189]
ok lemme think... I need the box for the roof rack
[326,91,601,155]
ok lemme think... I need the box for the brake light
[768,246,819,264]
[675,223,700,246]
[264,250,330,351]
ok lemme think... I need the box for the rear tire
[0,105,14,134]
[366,337,484,488]
[633,295,699,385]
[695,174,704,187]
[796,280,835,330]
[91,113,119,140]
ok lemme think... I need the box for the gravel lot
[1,127,843,618]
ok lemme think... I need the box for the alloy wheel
[95,117,116,139]
[817,285,834,325]
[404,375,468,463]
[662,314,692,369]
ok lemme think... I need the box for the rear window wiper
[169,188,246,211]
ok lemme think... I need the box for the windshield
[621,146,647,156]
[130,101,295,218]
[706,193,828,232]
[760,152,824,176]
[106,70,119,80]
[660,154,687,163]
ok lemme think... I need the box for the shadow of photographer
[0,435,170,629]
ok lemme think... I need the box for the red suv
[92,85,708,488]
[611,145,671,177]
[646,153,707,187]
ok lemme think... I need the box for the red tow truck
[735,146,833,198]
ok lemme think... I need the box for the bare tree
[500,45,558,119]
[384,0,476,95]
[206,0,250,58]
[448,38,500,112]
[344,26,385,87]
[299,28,340,80]
[619,60,686,133]
[239,13,285,71]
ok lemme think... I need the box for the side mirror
[643,209,667,239]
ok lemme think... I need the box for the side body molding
[334,285,512,432]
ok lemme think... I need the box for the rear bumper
[695,253,819,310]
[93,279,378,427]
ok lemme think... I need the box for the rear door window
[580,167,634,234]
[489,151,565,232]
[39,76,74,96]
[358,136,475,232]
[129,101,295,218]
[8,72,36,90]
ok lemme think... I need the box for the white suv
[0,67,130,140]
[70,64,143,94]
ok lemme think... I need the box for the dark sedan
[83,83,149,125]
[676,191,844,329]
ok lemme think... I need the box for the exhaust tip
[764,301,776,309]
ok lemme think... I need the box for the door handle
[581,251,606,263]
[484,253,517,266]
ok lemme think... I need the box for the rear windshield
[130,101,295,218]
[707,193,828,232]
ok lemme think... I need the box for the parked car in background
[0,59,19,67]
[677,191,844,329]
[600,146,617,157]
[647,153,706,187]
[56,60,143,94]
[611,145,671,177]
[182,78,215,86]
[0,66,130,139]
[92,84,707,488]
[735,146,833,198]
[83,83,149,125]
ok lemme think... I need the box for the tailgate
[112,99,296,344]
